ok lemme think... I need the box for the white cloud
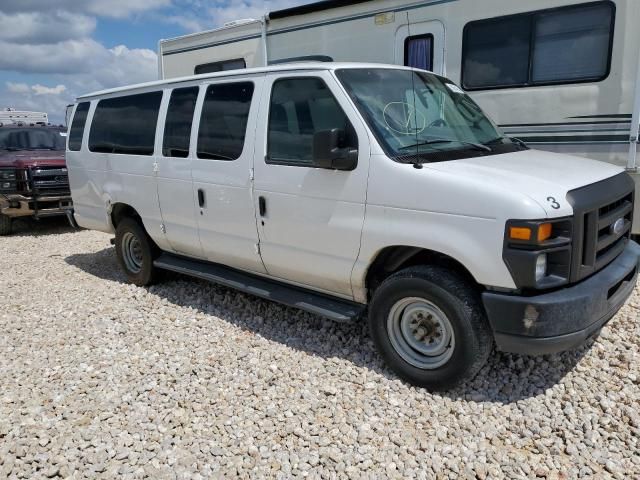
[6,82,30,94]
[0,11,96,44]
[31,84,67,96]
[1,0,172,19]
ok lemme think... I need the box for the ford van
[66,63,640,389]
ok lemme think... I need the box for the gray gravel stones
[1,219,639,478]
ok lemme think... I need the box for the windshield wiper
[399,138,491,153]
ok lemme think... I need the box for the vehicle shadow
[8,217,76,237]
[65,247,594,404]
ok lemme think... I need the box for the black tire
[0,214,12,236]
[368,266,493,390]
[114,218,160,286]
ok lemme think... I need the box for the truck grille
[29,166,70,195]
[568,173,635,282]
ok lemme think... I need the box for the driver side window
[267,77,357,166]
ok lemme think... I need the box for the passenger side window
[404,34,433,71]
[197,82,254,161]
[89,92,162,155]
[68,102,90,151]
[163,87,198,158]
[267,77,357,166]
[462,1,614,90]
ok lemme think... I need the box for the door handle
[258,196,266,217]
[197,188,205,208]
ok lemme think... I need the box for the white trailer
[0,108,48,126]
[159,0,640,232]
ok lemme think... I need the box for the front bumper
[483,240,640,355]
[0,193,72,218]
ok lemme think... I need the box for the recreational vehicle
[0,108,48,126]
[66,62,639,389]
[158,0,640,232]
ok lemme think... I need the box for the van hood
[423,149,624,217]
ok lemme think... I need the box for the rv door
[395,20,445,76]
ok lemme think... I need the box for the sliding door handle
[258,196,266,217]
[197,188,205,208]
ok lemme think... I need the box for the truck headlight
[503,218,572,290]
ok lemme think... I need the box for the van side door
[156,85,203,257]
[192,76,267,274]
[252,71,370,299]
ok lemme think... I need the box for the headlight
[503,218,572,289]
[535,253,547,282]
[0,170,16,180]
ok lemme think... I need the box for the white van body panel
[252,70,372,298]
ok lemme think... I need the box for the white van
[66,63,640,389]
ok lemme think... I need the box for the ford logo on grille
[611,218,625,236]
[55,176,65,182]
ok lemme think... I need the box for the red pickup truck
[0,126,72,235]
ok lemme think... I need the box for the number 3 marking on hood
[547,197,560,209]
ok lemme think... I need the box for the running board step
[154,253,365,322]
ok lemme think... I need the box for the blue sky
[0,0,310,124]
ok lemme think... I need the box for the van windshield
[336,68,524,162]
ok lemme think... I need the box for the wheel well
[365,246,480,299]
[110,203,141,229]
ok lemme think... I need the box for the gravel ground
[1,218,639,479]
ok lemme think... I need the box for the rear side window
[267,77,356,166]
[197,82,254,161]
[68,102,90,151]
[462,1,615,90]
[89,92,162,155]
[163,87,199,158]
[195,58,246,75]
[404,34,433,71]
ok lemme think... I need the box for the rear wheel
[115,218,159,286]
[0,214,12,236]
[368,266,493,390]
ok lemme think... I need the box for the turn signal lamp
[509,226,532,241]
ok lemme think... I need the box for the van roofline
[75,62,425,101]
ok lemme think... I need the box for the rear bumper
[483,240,640,355]
[0,193,72,218]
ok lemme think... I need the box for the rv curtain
[406,37,433,72]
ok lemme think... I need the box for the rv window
[89,92,162,155]
[404,34,434,71]
[197,82,254,161]
[267,77,357,166]
[68,102,90,151]
[194,58,246,75]
[163,86,199,158]
[462,1,615,90]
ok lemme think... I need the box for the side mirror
[312,129,358,171]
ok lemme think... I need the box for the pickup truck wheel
[0,214,12,236]
[115,218,159,286]
[369,266,493,390]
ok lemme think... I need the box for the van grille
[568,173,635,282]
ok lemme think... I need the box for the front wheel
[114,218,159,286]
[368,266,493,390]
